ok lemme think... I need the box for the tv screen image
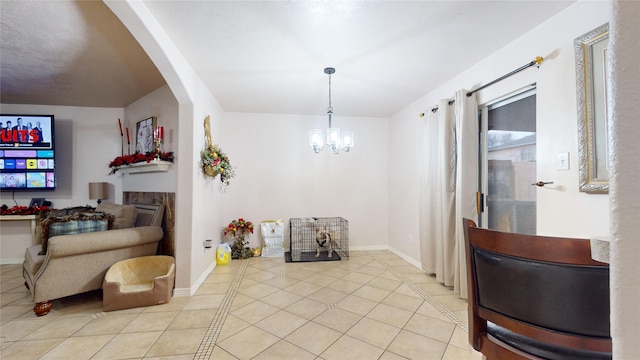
[0,114,56,191]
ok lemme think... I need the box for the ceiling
[1,1,574,117]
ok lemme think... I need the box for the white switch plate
[557,152,569,170]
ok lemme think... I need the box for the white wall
[122,85,179,192]
[220,112,389,250]
[0,104,124,262]
[186,84,226,293]
[105,0,228,294]
[388,1,611,265]
[609,0,640,355]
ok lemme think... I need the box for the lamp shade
[89,182,108,201]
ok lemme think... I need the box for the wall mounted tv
[0,114,56,191]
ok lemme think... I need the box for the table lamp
[89,182,109,204]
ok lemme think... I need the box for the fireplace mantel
[113,160,172,174]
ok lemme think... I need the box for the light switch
[557,152,569,170]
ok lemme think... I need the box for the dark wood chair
[463,218,611,360]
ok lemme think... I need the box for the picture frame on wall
[135,117,156,154]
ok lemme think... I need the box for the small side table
[0,215,41,245]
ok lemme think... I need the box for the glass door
[479,87,537,234]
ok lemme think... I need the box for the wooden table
[0,214,40,244]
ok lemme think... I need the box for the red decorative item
[223,218,254,237]
[108,150,174,175]
[0,204,50,215]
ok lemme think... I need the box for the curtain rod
[420,56,544,117]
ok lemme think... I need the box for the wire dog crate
[286,217,349,262]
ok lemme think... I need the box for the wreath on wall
[200,115,235,191]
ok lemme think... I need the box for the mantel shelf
[113,160,173,174]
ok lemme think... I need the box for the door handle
[532,181,554,187]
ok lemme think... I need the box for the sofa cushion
[97,202,137,229]
[132,203,164,227]
[37,205,96,241]
[39,212,114,255]
[42,205,95,218]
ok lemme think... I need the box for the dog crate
[286,217,349,262]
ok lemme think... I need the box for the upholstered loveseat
[23,202,165,316]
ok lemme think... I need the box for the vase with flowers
[223,218,254,259]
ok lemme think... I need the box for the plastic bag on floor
[216,242,231,265]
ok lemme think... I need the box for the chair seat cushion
[488,322,612,360]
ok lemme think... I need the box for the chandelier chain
[327,72,332,114]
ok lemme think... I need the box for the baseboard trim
[173,287,191,297]
[0,258,24,265]
[387,246,422,270]
[349,245,389,251]
[173,261,216,297]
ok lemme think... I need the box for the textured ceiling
[0,1,165,108]
[1,1,574,117]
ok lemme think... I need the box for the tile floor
[0,251,483,359]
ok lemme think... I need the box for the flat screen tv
[0,114,56,191]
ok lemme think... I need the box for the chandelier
[310,67,354,154]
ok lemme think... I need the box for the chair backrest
[463,218,611,360]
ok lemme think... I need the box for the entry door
[479,87,537,234]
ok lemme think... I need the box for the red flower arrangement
[223,218,254,238]
[0,204,50,216]
[109,150,174,174]
[223,218,254,259]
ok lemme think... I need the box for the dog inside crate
[287,217,348,262]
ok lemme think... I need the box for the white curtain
[419,89,478,299]
[419,99,456,286]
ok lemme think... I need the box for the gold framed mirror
[575,23,609,194]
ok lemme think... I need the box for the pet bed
[102,255,175,311]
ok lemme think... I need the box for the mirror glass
[575,23,609,194]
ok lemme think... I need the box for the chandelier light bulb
[310,129,324,153]
[341,131,354,152]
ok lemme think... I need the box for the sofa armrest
[46,226,163,258]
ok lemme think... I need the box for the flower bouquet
[223,218,254,259]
